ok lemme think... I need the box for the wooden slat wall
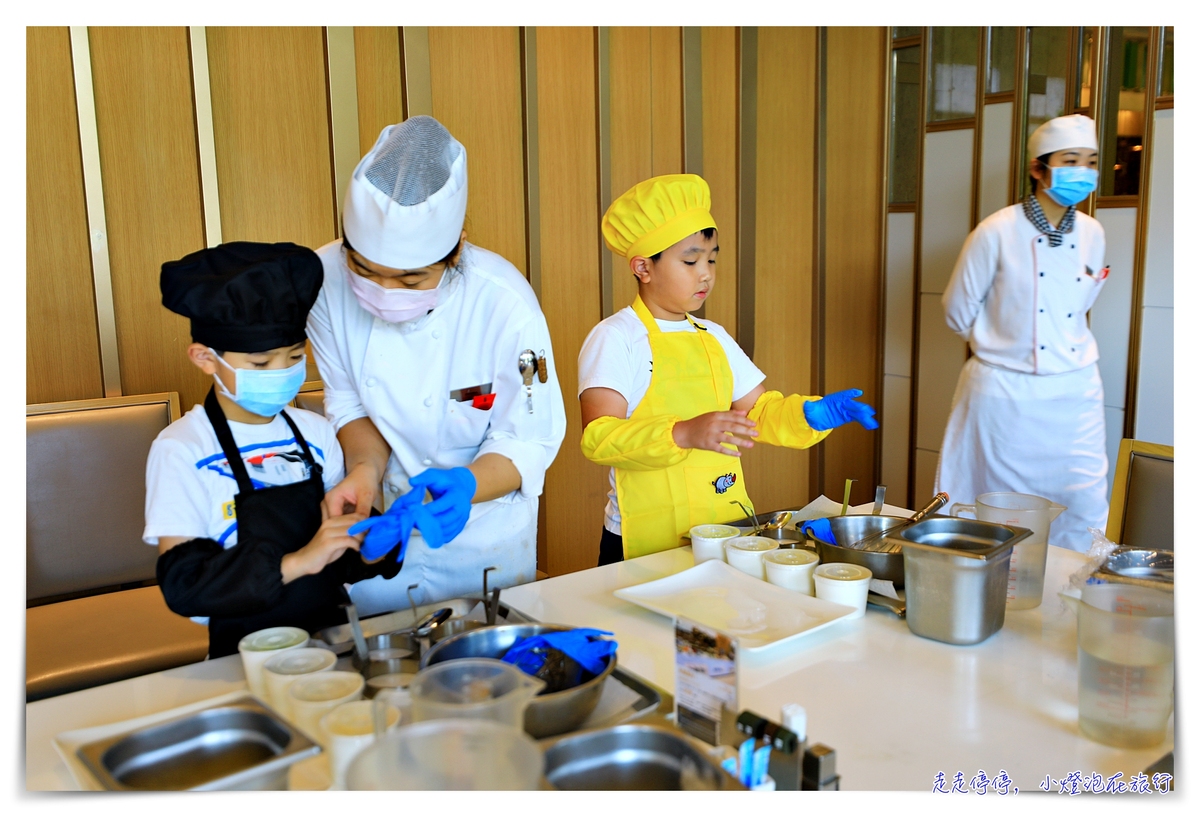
[649,28,683,176]
[206,27,337,250]
[536,28,609,576]
[353,27,404,157]
[608,27,653,312]
[428,27,527,274]
[821,27,887,505]
[740,27,819,516]
[26,26,104,404]
[88,27,211,411]
[699,26,740,337]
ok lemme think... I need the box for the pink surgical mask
[345,265,439,323]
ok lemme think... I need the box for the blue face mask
[211,350,308,418]
[1043,165,1098,206]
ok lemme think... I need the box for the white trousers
[934,358,1109,552]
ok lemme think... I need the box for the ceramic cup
[763,549,820,595]
[690,524,742,563]
[813,562,872,619]
[320,700,402,790]
[238,626,309,699]
[288,671,366,746]
[263,647,338,720]
[723,536,779,579]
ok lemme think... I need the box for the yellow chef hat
[602,174,718,259]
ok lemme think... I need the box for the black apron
[203,389,348,657]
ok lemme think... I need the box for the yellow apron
[616,296,753,559]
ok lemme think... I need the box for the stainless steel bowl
[420,624,617,739]
[1101,547,1174,581]
[540,724,743,790]
[807,515,908,587]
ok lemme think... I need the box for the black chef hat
[161,241,324,353]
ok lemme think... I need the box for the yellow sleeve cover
[580,415,691,471]
[747,390,832,449]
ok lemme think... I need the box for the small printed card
[674,616,739,746]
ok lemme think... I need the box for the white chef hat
[342,116,468,270]
[1028,114,1098,159]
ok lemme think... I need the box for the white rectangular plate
[614,559,856,654]
[52,690,254,791]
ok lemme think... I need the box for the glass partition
[1075,27,1097,110]
[893,27,922,40]
[1021,26,1071,197]
[890,45,922,204]
[1100,26,1150,196]
[987,27,1017,94]
[929,27,979,121]
[1160,26,1173,97]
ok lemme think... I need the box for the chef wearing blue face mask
[936,115,1108,552]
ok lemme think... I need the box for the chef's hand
[672,411,759,456]
[349,491,446,562]
[408,467,477,543]
[803,389,879,431]
[323,463,380,518]
[281,513,367,584]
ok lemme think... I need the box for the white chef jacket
[307,240,567,615]
[936,203,1110,551]
[942,203,1106,374]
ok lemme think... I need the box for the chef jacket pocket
[440,398,493,451]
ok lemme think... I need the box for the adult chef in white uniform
[308,116,567,615]
[936,114,1107,551]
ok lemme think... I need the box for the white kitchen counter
[26,545,1173,792]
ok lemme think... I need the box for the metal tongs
[482,566,501,626]
[851,492,950,553]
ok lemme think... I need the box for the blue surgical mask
[210,350,308,418]
[1043,165,1098,206]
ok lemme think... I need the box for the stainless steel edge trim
[402,26,433,118]
[521,27,542,299]
[736,26,757,358]
[325,27,361,229]
[188,27,223,249]
[70,26,122,398]
[597,26,613,318]
[682,26,703,176]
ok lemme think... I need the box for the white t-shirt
[143,405,345,549]
[577,307,766,535]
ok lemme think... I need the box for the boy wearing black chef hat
[146,241,401,658]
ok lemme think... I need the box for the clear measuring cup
[345,718,544,790]
[409,658,544,729]
[1076,583,1174,749]
[951,492,1065,609]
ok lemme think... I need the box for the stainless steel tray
[75,695,318,791]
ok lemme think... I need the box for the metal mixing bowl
[420,624,617,739]
[807,514,908,587]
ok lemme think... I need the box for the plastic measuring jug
[1076,583,1174,749]
[950,492,1065,609]
[409,658,544,728]
[345,718,544,790]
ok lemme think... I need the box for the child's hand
[281,513,368,584]
[672,411,758,456]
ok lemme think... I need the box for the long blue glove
[803,388,879,431]
[349,491,444,563]
[407,467,477,543]
[502,629,617,677]
[799,517,835,544]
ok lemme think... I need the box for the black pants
[599,527,624,566]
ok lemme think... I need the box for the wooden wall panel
[649,27,683,176]
[536,27,608,576]
[27,26,104,404]
[89,27,211,411]
[353,27,403,157]
[740,27,818,515]
[821,27,886,505]
[699,26,739,337]
[428,27,527,274]
[206,27,336,250]
[609,27,653,312]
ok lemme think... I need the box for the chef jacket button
[1040,345,1046,350]
[1037,238,1042,243]
[432,330,442,339]
[422,458,432,466]
[1039,272,1045,277]
[1072,348,1076,352]
[1077,277,1082,282]
[1068,313,1072,317]
[1040,308,1044,313]
[366,377,377,388]
[424,396,433,407]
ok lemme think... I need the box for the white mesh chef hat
[342,116,468,269]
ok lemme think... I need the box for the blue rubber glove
[803,388,879,431]
[799,517,835,544]
[501,629,617,677]
[407,467,477,544]
[349,491,445,563]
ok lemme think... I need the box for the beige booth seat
[26,394,208,701]
[1106,439,1174,551]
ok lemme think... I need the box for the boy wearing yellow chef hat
[579,174,878,564]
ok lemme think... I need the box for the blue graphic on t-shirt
[194,437,325,489]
